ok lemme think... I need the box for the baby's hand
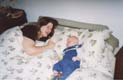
[72,56,80,62]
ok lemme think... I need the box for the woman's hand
[46,39,55,49]
[23,37,55,56]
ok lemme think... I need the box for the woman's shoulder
[23,36,35,46]
[23,36,35,42]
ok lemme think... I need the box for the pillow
[52,27,88,54]
[52,27,111,54]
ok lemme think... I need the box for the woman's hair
[21,22,41,41]
[38,17,58,41]
[21,17,58,41]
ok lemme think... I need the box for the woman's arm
[22,36,55,56]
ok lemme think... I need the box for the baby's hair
[69,35,79,40]
[69,36,79,44]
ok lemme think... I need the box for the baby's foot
[57,72,62,77]
[52,71,62,80]
[53,70,58,76]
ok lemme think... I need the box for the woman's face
[40,22,53,37]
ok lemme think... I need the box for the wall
[1,0,123,47]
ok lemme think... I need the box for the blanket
[0,27,57,80]
[0,26,115,80]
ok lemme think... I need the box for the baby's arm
[72,56,80,62]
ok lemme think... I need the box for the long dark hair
[21,22,41,41]
[21,17,58,41]
[38,17,58,41]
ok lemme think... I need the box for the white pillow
[52,27,88,54]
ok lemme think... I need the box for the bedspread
[52,27,115,80]
[0,26,116,80]
[0,27,57,80]
[67,68,113,80]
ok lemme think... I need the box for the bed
[0,17,119,80]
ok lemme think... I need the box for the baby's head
[66,36,79,47]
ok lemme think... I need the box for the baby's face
[66,36,79,47]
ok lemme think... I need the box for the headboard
[39,16,119,50]
[56,18,109,31]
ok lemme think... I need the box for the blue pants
[53,60,80,80]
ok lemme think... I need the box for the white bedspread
[67,68,113,80]
[0,27,57,80]
[0,26,115,80]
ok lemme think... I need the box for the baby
[53,36,82,80]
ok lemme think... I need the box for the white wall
[2,0,123,47]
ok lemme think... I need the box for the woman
[21,17,58,56]
[0,17,58,80]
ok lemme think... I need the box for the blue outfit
[53,44,82,80]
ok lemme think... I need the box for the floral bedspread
[52,27,116,80]
[67,68,113,80]
[0,27,57,80]
[0,26,116,80]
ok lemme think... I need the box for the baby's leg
[53,61,63,78]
